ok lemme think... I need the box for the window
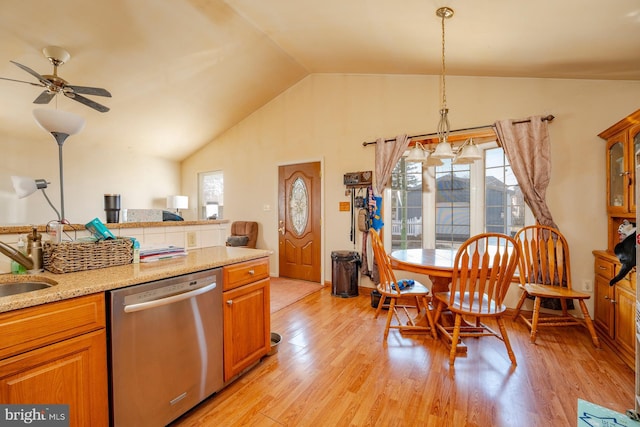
[385,140,530,251]
[390,158,423,249]
[199,171,224,219]
[485,147,526,237]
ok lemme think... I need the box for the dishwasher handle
[123,282,217,313]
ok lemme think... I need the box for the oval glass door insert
[290,177,309,236]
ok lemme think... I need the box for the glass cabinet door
[631,125,640,213]
[608,139,626,211]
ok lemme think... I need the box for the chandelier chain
[440,11,446,109]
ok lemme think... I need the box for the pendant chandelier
[408,7,481,165]
[431,6,455,159]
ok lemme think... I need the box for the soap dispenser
[10,235,27,274]
[27,227,44,273]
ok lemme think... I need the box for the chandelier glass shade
[407,137,481,165]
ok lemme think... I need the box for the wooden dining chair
[513,225,600,348]
[369,229,437,340]
[433,233,521,365]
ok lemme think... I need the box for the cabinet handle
[598,266,607,270]
[227,300,233,306]
[248,269,255,275]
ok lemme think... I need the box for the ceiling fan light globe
[42,46,70,66]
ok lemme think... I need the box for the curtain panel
[494,116,557,229]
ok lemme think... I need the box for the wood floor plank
[172,288,635,427]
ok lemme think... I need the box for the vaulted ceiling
[0,0,638,161]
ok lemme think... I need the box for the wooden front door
[278,162,321,282]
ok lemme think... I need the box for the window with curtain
[384,141,531,251]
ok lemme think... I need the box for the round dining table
[389,247,468,353]
[389,248,457,294]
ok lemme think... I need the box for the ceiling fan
[0,46,111,113]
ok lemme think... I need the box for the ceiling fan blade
[64,92,110,113]
[66,85,111,97]
[0,76,45,87]
[33,91,56,104]
[10,60,52,86]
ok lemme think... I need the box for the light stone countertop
[0,219,229,235]
[0,246,272,313]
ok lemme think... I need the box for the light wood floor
[173,287,635,427]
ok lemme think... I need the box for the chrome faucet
[0,241,34,271]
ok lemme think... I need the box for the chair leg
[560,298,569,317]
[374,294,385,319]
[578,299,601,348]
[383,297,396,340]
[512,291,527,321]
[530,297,542,343]
[496,317,517,365]
[433,300,443,325]
[421,296,437,340]
[449,314,462,365]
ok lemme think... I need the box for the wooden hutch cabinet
[593,108,640,370]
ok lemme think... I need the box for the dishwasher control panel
[123,277,216,305]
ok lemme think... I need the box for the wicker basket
[43,237,133,274]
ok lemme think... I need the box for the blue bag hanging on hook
[371,195,384,231]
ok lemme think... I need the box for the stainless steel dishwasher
[108,268,224,426]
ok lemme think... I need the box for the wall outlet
[186,231,198,249]
[582,279,593,292]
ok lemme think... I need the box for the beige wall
[181,73,640,313]
[0,143,181,225]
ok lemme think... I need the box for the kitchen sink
[0,276,57,297]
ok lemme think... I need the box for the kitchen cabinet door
[0,329,108,427]
[615,284,636,360]
[223,277,270,381]
[594,273,614,339]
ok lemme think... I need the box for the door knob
[278,227,285,235]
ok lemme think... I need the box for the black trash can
[331,251,361,298]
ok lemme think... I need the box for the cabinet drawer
[223,258,269,291]
[0,293,105,360]
[594,257,614,278]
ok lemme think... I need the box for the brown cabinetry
[593,251,636,368]
[0,294,108,427]
[223,257,270,381]
[594,108,640,371]
[600,110,640,251]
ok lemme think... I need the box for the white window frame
[198,170,224,220]
[383,139,534,250]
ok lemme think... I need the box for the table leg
[429,275,468,355]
